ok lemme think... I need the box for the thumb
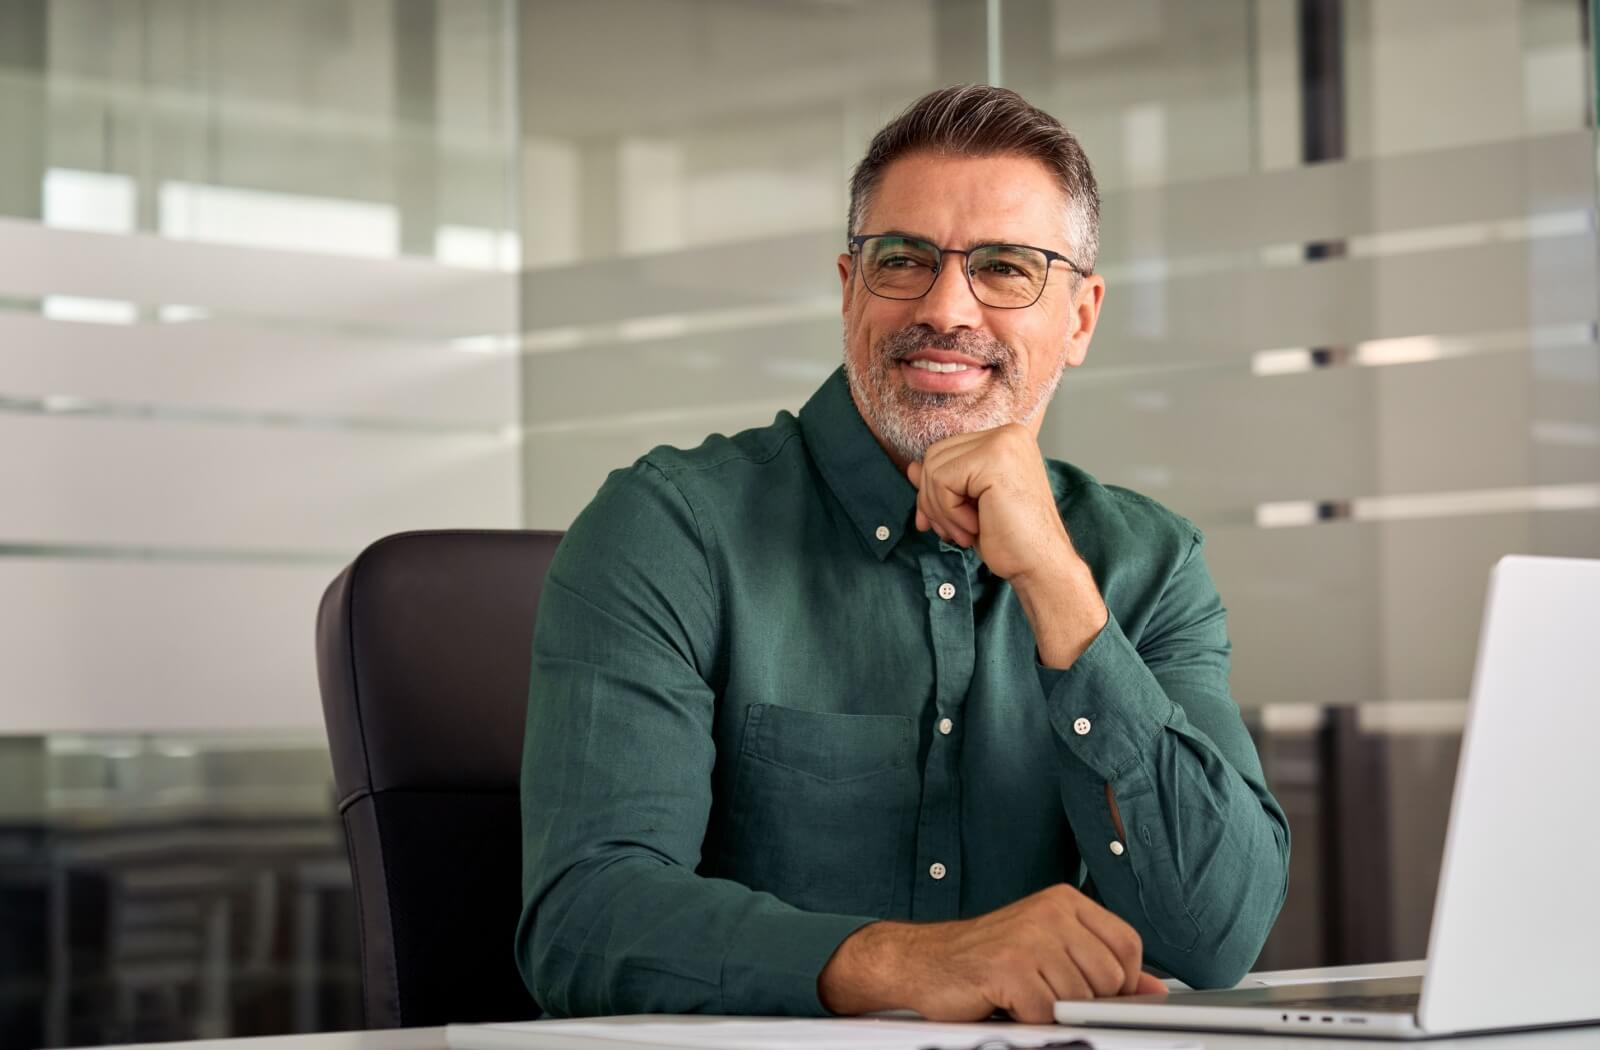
[1133,971,1169,997]
[906,460,922,486]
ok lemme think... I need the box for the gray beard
[842,325,1063,462]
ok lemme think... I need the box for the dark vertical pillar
[1319,706,1394,963]
[1299,0,1346,260]
[393,0,439,257]
[1299,0,1345,163]
[0,0,49,220]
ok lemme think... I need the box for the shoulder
[560,410,804,563]
[638,410,804,482]
[1047,458,1203,556]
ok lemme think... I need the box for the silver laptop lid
[1418,555,1600,1033]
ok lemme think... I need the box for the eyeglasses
[849,233,1088,310]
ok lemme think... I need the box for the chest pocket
[719,703,918,918]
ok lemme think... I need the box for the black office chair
[315,528,561,1027]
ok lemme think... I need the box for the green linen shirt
[516,367,1290,1018]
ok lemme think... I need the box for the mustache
[878,324,1014,370]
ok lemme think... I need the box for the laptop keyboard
[1268,992,1420,1013]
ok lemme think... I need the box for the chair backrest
[315,528,561,1028]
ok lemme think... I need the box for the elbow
[1173,939,1257,990]
[1167,839,1290,990]
[1158,913,1269,990]
[515,895,593,1019]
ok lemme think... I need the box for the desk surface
[82,962,1600,1050]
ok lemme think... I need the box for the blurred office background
[0,0,1596,1044]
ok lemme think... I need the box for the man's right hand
[817,884,1168,1024]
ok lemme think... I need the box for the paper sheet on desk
[446,1016,1200,1050]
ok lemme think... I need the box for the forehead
[864,151,1068,246]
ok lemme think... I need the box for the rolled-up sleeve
[1038,531,1290,988]
[515,461,872,1018]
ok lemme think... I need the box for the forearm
[1011,550,1107,671]
[1043,616,1289,987]
[816,920,918,1015]
[519,850,872,1016]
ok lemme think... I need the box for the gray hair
[847,85,1100,274]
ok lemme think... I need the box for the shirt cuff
[1037,613,1178,781]
[720,907,877,1016]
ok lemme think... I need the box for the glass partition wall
[2,0,1595,1043]
[0,2,520,1045]
[512,0,1600,974]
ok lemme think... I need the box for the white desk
[82,962,1600,1050]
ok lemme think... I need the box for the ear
[837,253,854,318]
[1063,274,1105,368]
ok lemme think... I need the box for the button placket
[911,549,974,919]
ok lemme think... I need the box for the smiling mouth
[905,359,988,374]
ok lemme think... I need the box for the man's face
[838,151,1104,467]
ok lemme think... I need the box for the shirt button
[937,582,956,600]
[874,525,890,541]
[937,717,953,735]
[1073,717,1092,736]
[1109,840,1125,856]
[928,862,947,880]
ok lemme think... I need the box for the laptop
[1055,555,1600,1039]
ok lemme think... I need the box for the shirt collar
[799,367,918,561]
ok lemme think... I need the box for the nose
[910,253,985,333]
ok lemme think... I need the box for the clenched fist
[818,884,1167,1024]
[908,424,1108,670]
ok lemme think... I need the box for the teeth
[908,359,971,373]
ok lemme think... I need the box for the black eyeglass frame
[847,233,1091,310]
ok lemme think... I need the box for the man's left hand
[907,423,1108,667]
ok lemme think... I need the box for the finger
[914,507,929,532]
[917,459,982,538]
[906,460,922,487]
[1075,901,1144,997]
[1134,971,1169,997]
[921,427,990,464]
[931,478,982,536]
[1036,953,1094,1004]
[998,971,1059,1026]
[924,450,989,536]
[916,479,975,546]
[1058,922,1128,998]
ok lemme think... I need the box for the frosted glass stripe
[1255,483,1600,528]
[0,558,337,732]
[0,541,345,566]
[0,217,517,337]
[0,392,515,437]
[0,415,520,551]
[1243,323,1598,379]
[1095,209,1594,285]
[0,310,518,427]
[1101,130,1595,258]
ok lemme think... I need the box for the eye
[879,253,930,269]
[976,260,1025,277]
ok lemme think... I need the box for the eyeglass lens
[858,235,1051,308]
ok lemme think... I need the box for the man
[515,85,1289,1025]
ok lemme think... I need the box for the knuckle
[1118,927,1142,959]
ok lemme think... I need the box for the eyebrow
[876,228,1029,251]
